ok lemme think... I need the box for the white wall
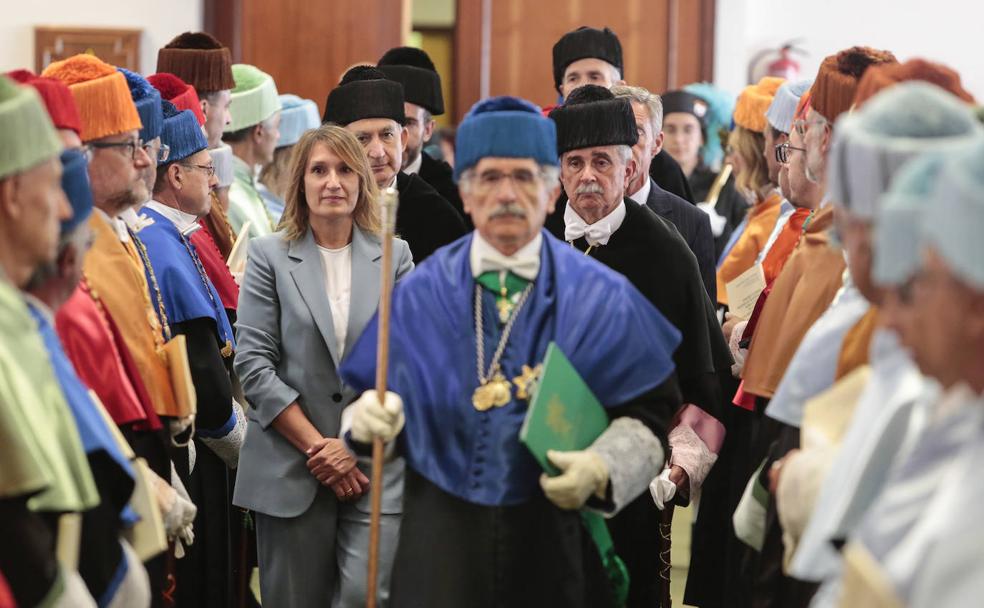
[714,0,984,100]
[1,0,202,75]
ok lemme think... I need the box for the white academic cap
[873,153,947,286]
[276,94,320,148]
[827,81,982,221]
[209,143,235,189]
[765,78,813,134]
[922,136,984,290]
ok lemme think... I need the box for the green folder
[519,342,630,607]
[519,342,609,473]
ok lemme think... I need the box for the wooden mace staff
[367,186,399,608]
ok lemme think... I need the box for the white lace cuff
[589,417,665,517]
[669,424,718,495]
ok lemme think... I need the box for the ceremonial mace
[367,186,399,608]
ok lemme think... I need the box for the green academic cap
[0,75,62,180]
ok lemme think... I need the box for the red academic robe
[191,222,239,311]
[55,278,161,431]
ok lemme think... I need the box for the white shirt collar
[95,208,132,243]
[405,153,423,175]
[143,200,202,237]
[627,177,652,206]
[469,232,542,281]
[563,200,627,246]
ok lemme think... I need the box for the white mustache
[575,183,604,195]
[489,203,527,219]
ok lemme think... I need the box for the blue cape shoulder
[137,207,235,347]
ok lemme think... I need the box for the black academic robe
[169,317,235,608]
[546,199,732,608]
[548,186,718,304]
[396,171,468,263]
[649,149,695,203]
[641,179,717,302]
[418,151,472,229]
[392,379,681,608]
[688,165,749,258]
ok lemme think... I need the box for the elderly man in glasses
[136,99,247,608]
[41,55,192,428]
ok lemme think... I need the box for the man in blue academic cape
[341,96,683,608]
[136,100,246,608]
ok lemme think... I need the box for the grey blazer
[233,226,413,518]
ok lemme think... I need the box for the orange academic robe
[740,205,846,399]
[716,191,783,306]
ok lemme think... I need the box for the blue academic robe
[341,230,681,507]
[136,208,235,348]
[341,230,682,608]
[136,207,239,608]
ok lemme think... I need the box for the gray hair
[611,84,663,134]
[615,144,633,163]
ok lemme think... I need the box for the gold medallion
[472,382,497,411]
[472,372,513,411]
[496,298,512,323]
[512,364,543,401]
[489,372,512,407]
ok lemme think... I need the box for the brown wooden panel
[203,0,242,62]
[35,27,141,73]
[454,0,483,122]
[238,0,404,115]
[453,0,713,122]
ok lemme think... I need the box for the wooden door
[206,0,408,114]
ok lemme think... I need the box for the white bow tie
[470,233,542,280]
[564,219,615,246]
[563,201,626,246]
[475,248,540,280]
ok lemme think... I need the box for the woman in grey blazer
[233,125,413,608]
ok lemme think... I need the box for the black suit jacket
[418,151,473,229]
[641,179,717,303]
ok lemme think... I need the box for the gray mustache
[489,203,528,219]
[575,183,604,195]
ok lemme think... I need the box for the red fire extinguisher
[747,40,807,84]
[767,45,801,80]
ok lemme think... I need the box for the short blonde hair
[279,124,381,240]
[729,125,770,197]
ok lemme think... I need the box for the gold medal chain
[474,281,534,386]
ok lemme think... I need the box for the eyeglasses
[469,169,542,195]
[775,142,807,164]
[793,116,828,137]
[86,138,144,161]
[180,163,216,177]
[143,141,171,163]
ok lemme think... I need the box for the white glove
[697,202,728,237]
[169,415,195,440]
[150,470,197,538]
[539,449,609,510]
[649,467,676,510]
[350,390,404,443]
